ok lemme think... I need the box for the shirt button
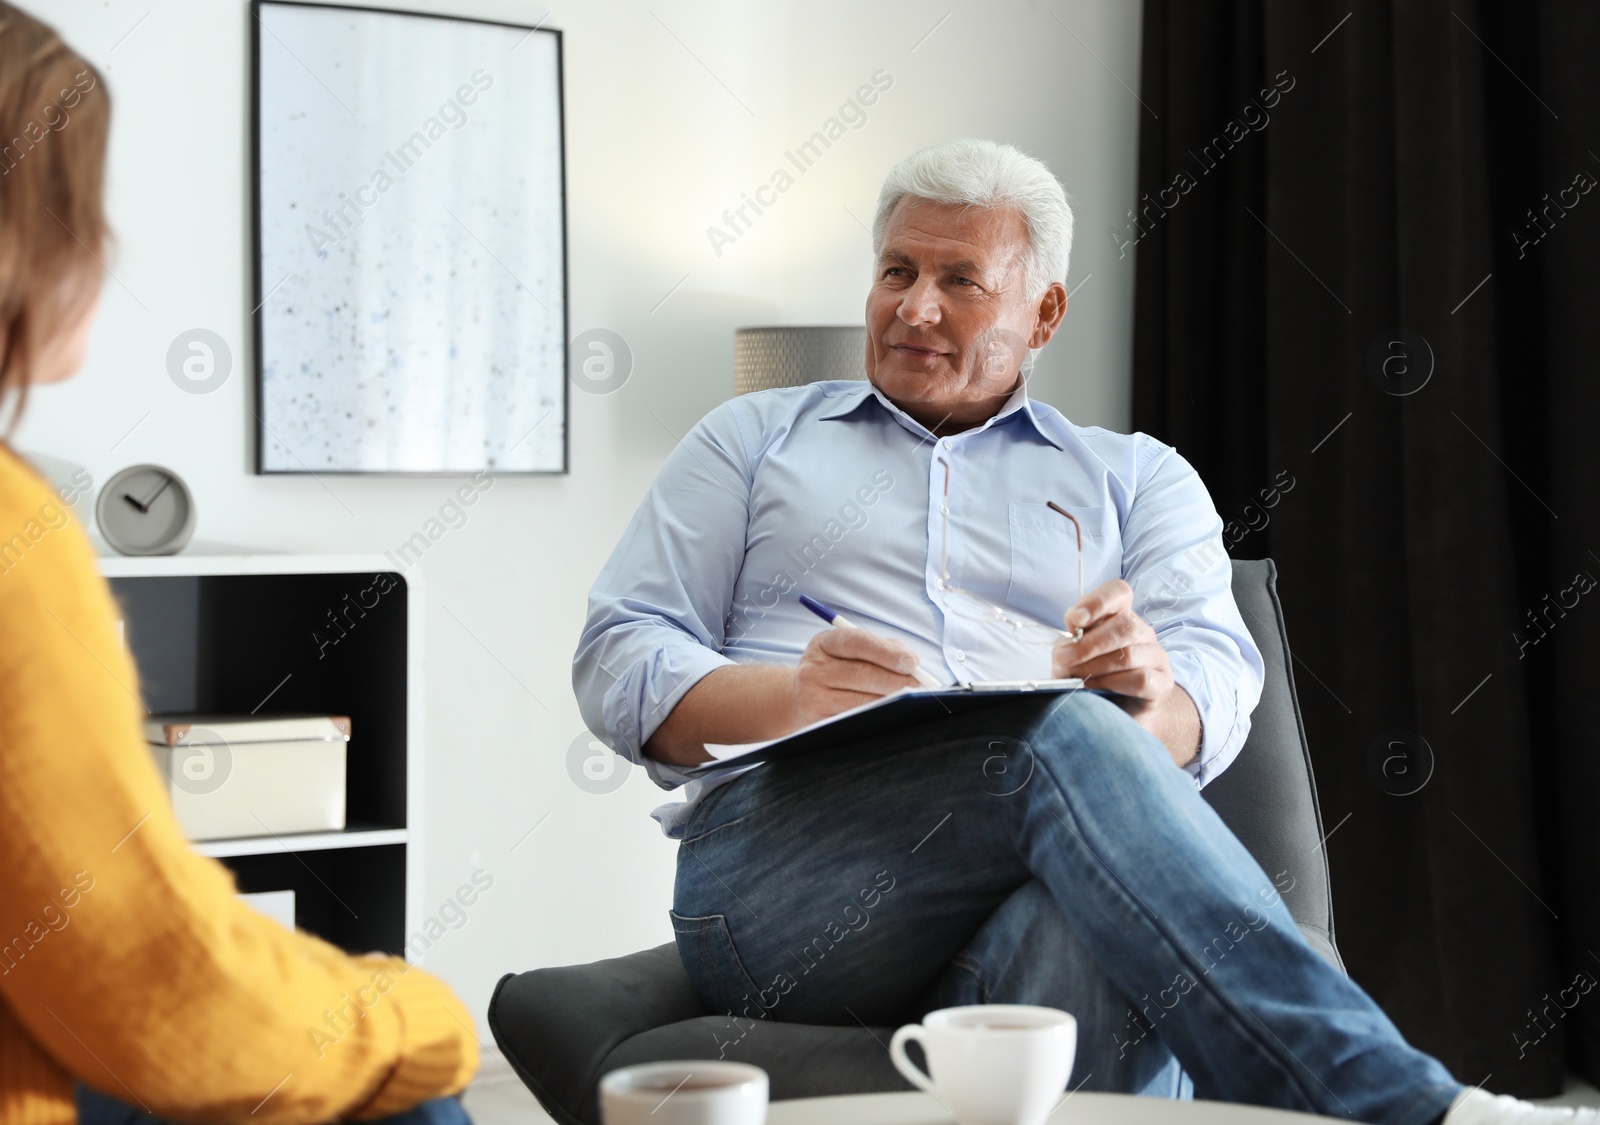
[952,649,966,662]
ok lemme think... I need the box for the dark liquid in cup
[629,1078,744,1092]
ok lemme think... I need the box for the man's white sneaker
[1444,1087,1600,1124]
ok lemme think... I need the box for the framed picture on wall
[251,1,567,474]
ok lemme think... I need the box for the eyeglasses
[935,456,1083,646]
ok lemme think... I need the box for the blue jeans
[671,691,1464,1124]
[76,1085,471,1125]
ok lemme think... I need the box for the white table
[766,1090,1343,1124]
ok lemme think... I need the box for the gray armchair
[489,558,1341,1125]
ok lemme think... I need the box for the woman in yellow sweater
[0,6,477,1124]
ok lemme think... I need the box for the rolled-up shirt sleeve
[1120,439,1265,787]
[573,402,753,784]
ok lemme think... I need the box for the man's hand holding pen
[790,626,927,729]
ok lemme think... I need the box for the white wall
[20,0,1144,1036]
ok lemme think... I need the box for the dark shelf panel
[109,572,408,830]
[225,844,406,956]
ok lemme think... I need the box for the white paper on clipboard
[698,678,1088,771]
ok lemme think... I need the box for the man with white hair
[574,140,1576,1124]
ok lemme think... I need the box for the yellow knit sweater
[0,446,477,1125]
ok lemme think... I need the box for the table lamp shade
[734,326,867,395]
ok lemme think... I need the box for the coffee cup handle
[889,1024,936,1095]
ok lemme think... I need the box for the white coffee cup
[599,1060,768,1125]
[890,1004,1076,1125]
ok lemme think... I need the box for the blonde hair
[0,1,109,425]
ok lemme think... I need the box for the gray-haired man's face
[865,196,1065,435]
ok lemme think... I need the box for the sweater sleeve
[0,474,476,1123]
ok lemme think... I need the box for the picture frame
[251,0,568,474]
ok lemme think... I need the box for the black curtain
[1132,0,1600,1098]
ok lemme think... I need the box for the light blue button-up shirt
[574,379,1264,837]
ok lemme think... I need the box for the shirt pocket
[1006,502,1116,626]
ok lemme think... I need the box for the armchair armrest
[489,944,706,1125]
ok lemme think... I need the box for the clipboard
[687,679,1096,777]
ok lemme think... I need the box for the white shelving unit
[100,551,424,956]
[195,827,410,860]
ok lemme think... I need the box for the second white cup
[598,1060,767,1125]
[890,1004,1076,1125]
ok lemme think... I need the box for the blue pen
[798,594,944,688]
